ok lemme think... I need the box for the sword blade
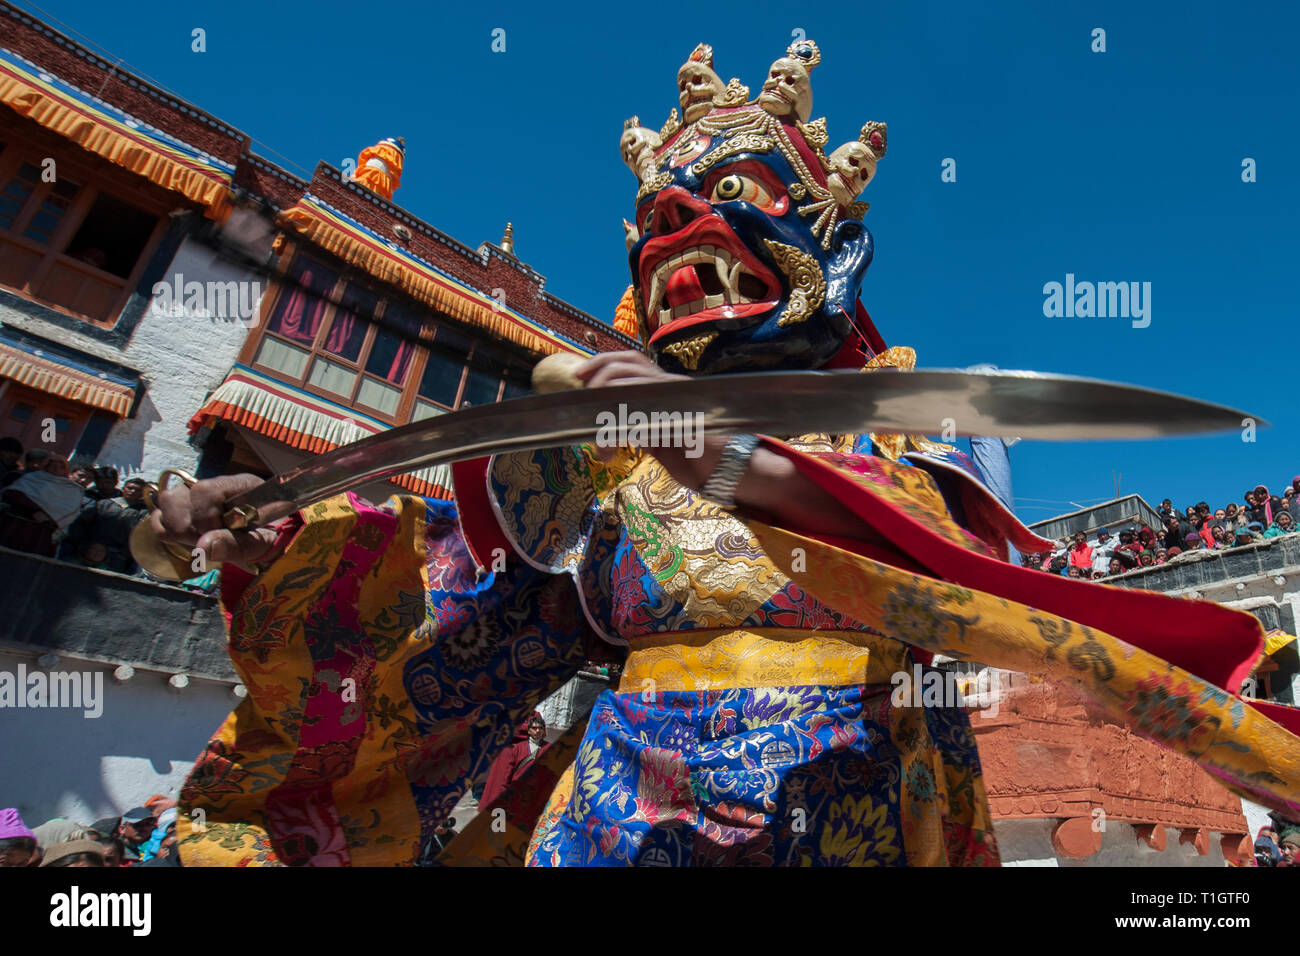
[226,368,1261,522]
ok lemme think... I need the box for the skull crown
[619,40,888,210]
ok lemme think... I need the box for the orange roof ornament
[350,136,406,201]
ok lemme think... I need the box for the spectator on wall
[1247,485,1274,528]
[39,839,106,868]
[1090,529,1115,575]
[1222,503,1247,535]
[1162,514,1188,552]
[116,807,156,863]
[0,450,84,554]
[0,808,39,867]
[1067,532,1093,571]
[1265,511,1296,538]
[1236,524,1264,546]
[64,476,150,573]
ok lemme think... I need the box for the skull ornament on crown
[622,40,889,375]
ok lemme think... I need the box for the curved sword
[131,367,1263,579]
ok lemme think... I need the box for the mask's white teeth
[647,267,666,318]
[703,293,723,309]
[658,306,673,326]
[723,259,746,304]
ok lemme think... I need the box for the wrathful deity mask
[622,40,888,375]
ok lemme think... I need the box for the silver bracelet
[699,434,761,509]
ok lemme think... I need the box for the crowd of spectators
[0,799,180,868]
[0,436,214,590]
[1255,825,1300,867]
[1022,477,1300,580]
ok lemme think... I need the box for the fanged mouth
[639,219,782,345]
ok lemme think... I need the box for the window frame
[0,130,174,328]
[242,244,521,427]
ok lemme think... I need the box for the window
[64,192,157,278]
[0,386,90,459]
[462,349,505,407]
[245,249,533,426]
[0,163,41,231]
[0,140,167,325]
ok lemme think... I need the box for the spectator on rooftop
[1066,565,1084,579]
[1115,529,1143,568]
[1048,555,1068,575]
[1091,529,1115,575]
[1165,546,1184,559]
[1210,525,1230,549]
[1222,502,1247,534]
[1236,523,1264,546]
[1108,557,1124,576]
[1265,512,1296,539]
[1161,515,1182,551]
[1182,532,1203,552]
[1068,532,1093,570]
[1157,498,1174,518]
[1248,485,1273,528]
[1154,548,1168,564]
[1137,526,1158,550]
[1137,550,1155,568]
[1288,477,1300,523]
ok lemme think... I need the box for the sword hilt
[130,469,260,582]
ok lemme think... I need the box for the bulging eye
[710,174,774,208]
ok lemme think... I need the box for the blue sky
[16,0,1300,522]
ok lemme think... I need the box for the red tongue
[665,265,705,308]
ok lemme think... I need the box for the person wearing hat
[1279,829,1300,866]
[88,815,121,839]
[32,817,88,849]
[0,808,39,867]
[1265,511,1296,539]
[1114,529,1141,568]
[39,838,106,868]
[1090,528,1115,576]
[140,807,178,863]
[1182,531,1203,552]
[117,807,156,862]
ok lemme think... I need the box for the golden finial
[501,222,515,256]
